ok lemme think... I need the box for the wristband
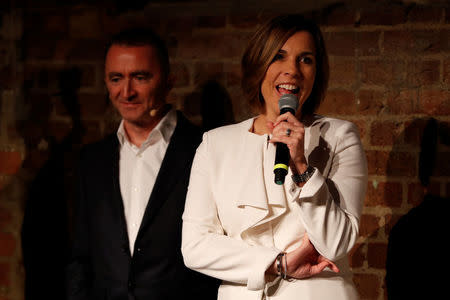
[292,165,315,184]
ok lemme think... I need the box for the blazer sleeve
[297,121,368,261]
[66,150,92,300]
[182,132,280,291]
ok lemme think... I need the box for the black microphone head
[278,94,299,114]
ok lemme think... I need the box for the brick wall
[0,0,26,299]
[1,1,449,299]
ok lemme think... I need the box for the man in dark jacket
[66,28,218,300]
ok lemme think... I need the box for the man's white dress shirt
[117,109,177,255]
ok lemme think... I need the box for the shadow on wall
[184,80,235,131]
[20,68,85,300]
[385,118,450,299]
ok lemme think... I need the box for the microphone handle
[274,143,290,185]
[274,107,296,185]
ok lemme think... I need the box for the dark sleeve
[385,217,413,300]
[22,155,71,300]
[66,150,92,300]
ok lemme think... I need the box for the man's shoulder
[172,111,203,145]
[80,134,117,161]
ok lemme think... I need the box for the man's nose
[122,79,137,100]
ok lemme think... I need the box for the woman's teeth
[277,84,300,94]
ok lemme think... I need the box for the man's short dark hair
[105,28,170,79]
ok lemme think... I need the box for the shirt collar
[154,108,177,144]
[117,121,127,146]
[116,108,177,148]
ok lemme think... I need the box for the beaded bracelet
[276,253,284,276]
[276,252,288,279]
[282,252,288,280]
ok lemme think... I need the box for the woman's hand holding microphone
[268,112,308,180]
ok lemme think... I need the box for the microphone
[274,94,299,185]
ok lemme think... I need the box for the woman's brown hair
[241,15,329,116]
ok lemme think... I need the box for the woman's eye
[300,56,314,64]
[271,53,283,63]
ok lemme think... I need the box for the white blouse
[182,115,367,300]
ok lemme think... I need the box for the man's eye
[134,74,151,81]
[110,77,120,83]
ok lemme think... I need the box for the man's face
[104,45,169,127]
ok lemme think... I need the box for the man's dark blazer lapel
[136,112,202,242]
[108,136,132,257]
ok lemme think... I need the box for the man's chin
[119,108,146,121]
[123,114,160,129]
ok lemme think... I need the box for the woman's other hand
[286,233,339,279]
[266,233,339,279]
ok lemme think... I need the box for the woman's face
[260,31,316,120]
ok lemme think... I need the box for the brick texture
[0,207,12,228]
[0,232,15,257]
[0,263,10,287]
[353,273,381,299]
[0,152,22,175]
[1,2,449,300]
[367,242,388,269]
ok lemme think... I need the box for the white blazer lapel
[260,139,287,224]
[235,132,270,236]
[263,140,287,209]
[235,130,287,240]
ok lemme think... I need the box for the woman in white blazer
[182,15,368,300]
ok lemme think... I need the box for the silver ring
[286,128,291,137]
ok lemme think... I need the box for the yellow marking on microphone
[274,163,288,171]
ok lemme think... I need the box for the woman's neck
[251,114,272,135]
[252,111,306,135]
